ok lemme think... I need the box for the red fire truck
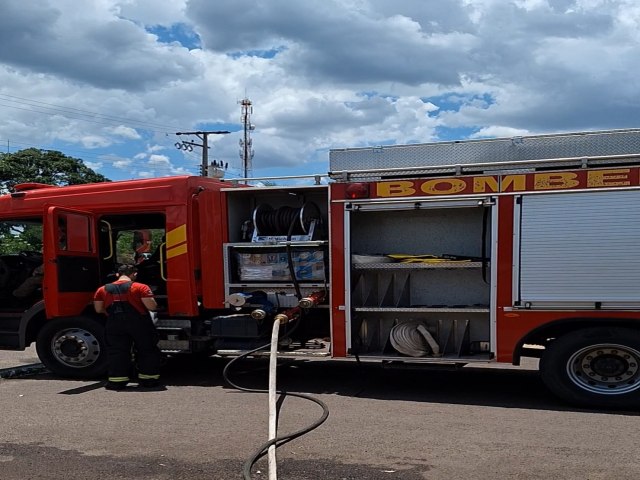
[2,128,640,408]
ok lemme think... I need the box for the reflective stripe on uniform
[138,373,160,380]
[108,376,130,382]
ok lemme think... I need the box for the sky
[0,0,639,182]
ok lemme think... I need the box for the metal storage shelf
[346,197,494,360]
[353,261,484,270]
[351,353,494,363]
[354,307,489,313]
[228,240,329,248]
[228,283,328,288]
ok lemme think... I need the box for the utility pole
[175,130,230,177]
[239,98,255,179]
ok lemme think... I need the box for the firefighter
[93,264,162,390]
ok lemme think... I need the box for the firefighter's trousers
[105,313,161,382]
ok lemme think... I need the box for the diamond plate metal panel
[329,129,640,174]
[352,262,483,270]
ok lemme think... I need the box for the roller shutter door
[519,189,640,303]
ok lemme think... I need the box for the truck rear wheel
[36,317,107,379]
[540,327,640,408]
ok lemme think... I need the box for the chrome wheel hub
[51,328,101,368]
[567,344,640,395]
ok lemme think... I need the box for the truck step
[0,331,20,349]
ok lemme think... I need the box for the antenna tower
[239,98,255,178]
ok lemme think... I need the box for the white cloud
[78,134,112,149]
[0,0,638,181]
[84,160,103,171]
[113,159,133,169]
[0,0,200,90]
[471,126,531,138]
[115,0,189,26]
[106,125,141,140]
[148,154,170,165]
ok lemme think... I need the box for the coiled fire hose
[389,320,441,357]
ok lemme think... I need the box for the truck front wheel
[540,327,640,408]
[36,317,108,379]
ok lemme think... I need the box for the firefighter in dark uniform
[93,264,162,390]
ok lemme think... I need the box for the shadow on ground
[0,442,426,480]
[22,353,640,415]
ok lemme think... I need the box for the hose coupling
[298,291,326,309]
[251,309,267,320]
[274,313,291,324]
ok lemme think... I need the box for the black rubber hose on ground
[222,340,330,480]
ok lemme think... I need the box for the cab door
[43,206,101,317]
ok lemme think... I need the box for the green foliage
[0,148,109,193]
[115,229,164,264]
[0,222,42,255]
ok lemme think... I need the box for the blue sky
[1,0,639,183]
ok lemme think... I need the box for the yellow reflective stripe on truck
[166,224,187,259]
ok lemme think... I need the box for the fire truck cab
[0,176,229,377]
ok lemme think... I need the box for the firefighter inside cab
[93,264,162,391]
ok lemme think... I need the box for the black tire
[36,316,108,379]
[540,327,640,408]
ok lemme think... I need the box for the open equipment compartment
[221,184,332,349]
[346,198,495,361]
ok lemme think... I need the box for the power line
[0,137,162,173]
[0,137,113,162]
[0,136,163,165]
[0,92,245,179]
[0,135,248,179]
[0,110,239,176]
[0,101,175,134]
[0,93,184,133]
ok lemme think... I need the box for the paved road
[1,349,639,479]
[0,347,41,370]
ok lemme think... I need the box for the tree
[0,148,109,193]
[0,221,42,255]
[0,149,110,254]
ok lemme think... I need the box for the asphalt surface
[1,348,639,479]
